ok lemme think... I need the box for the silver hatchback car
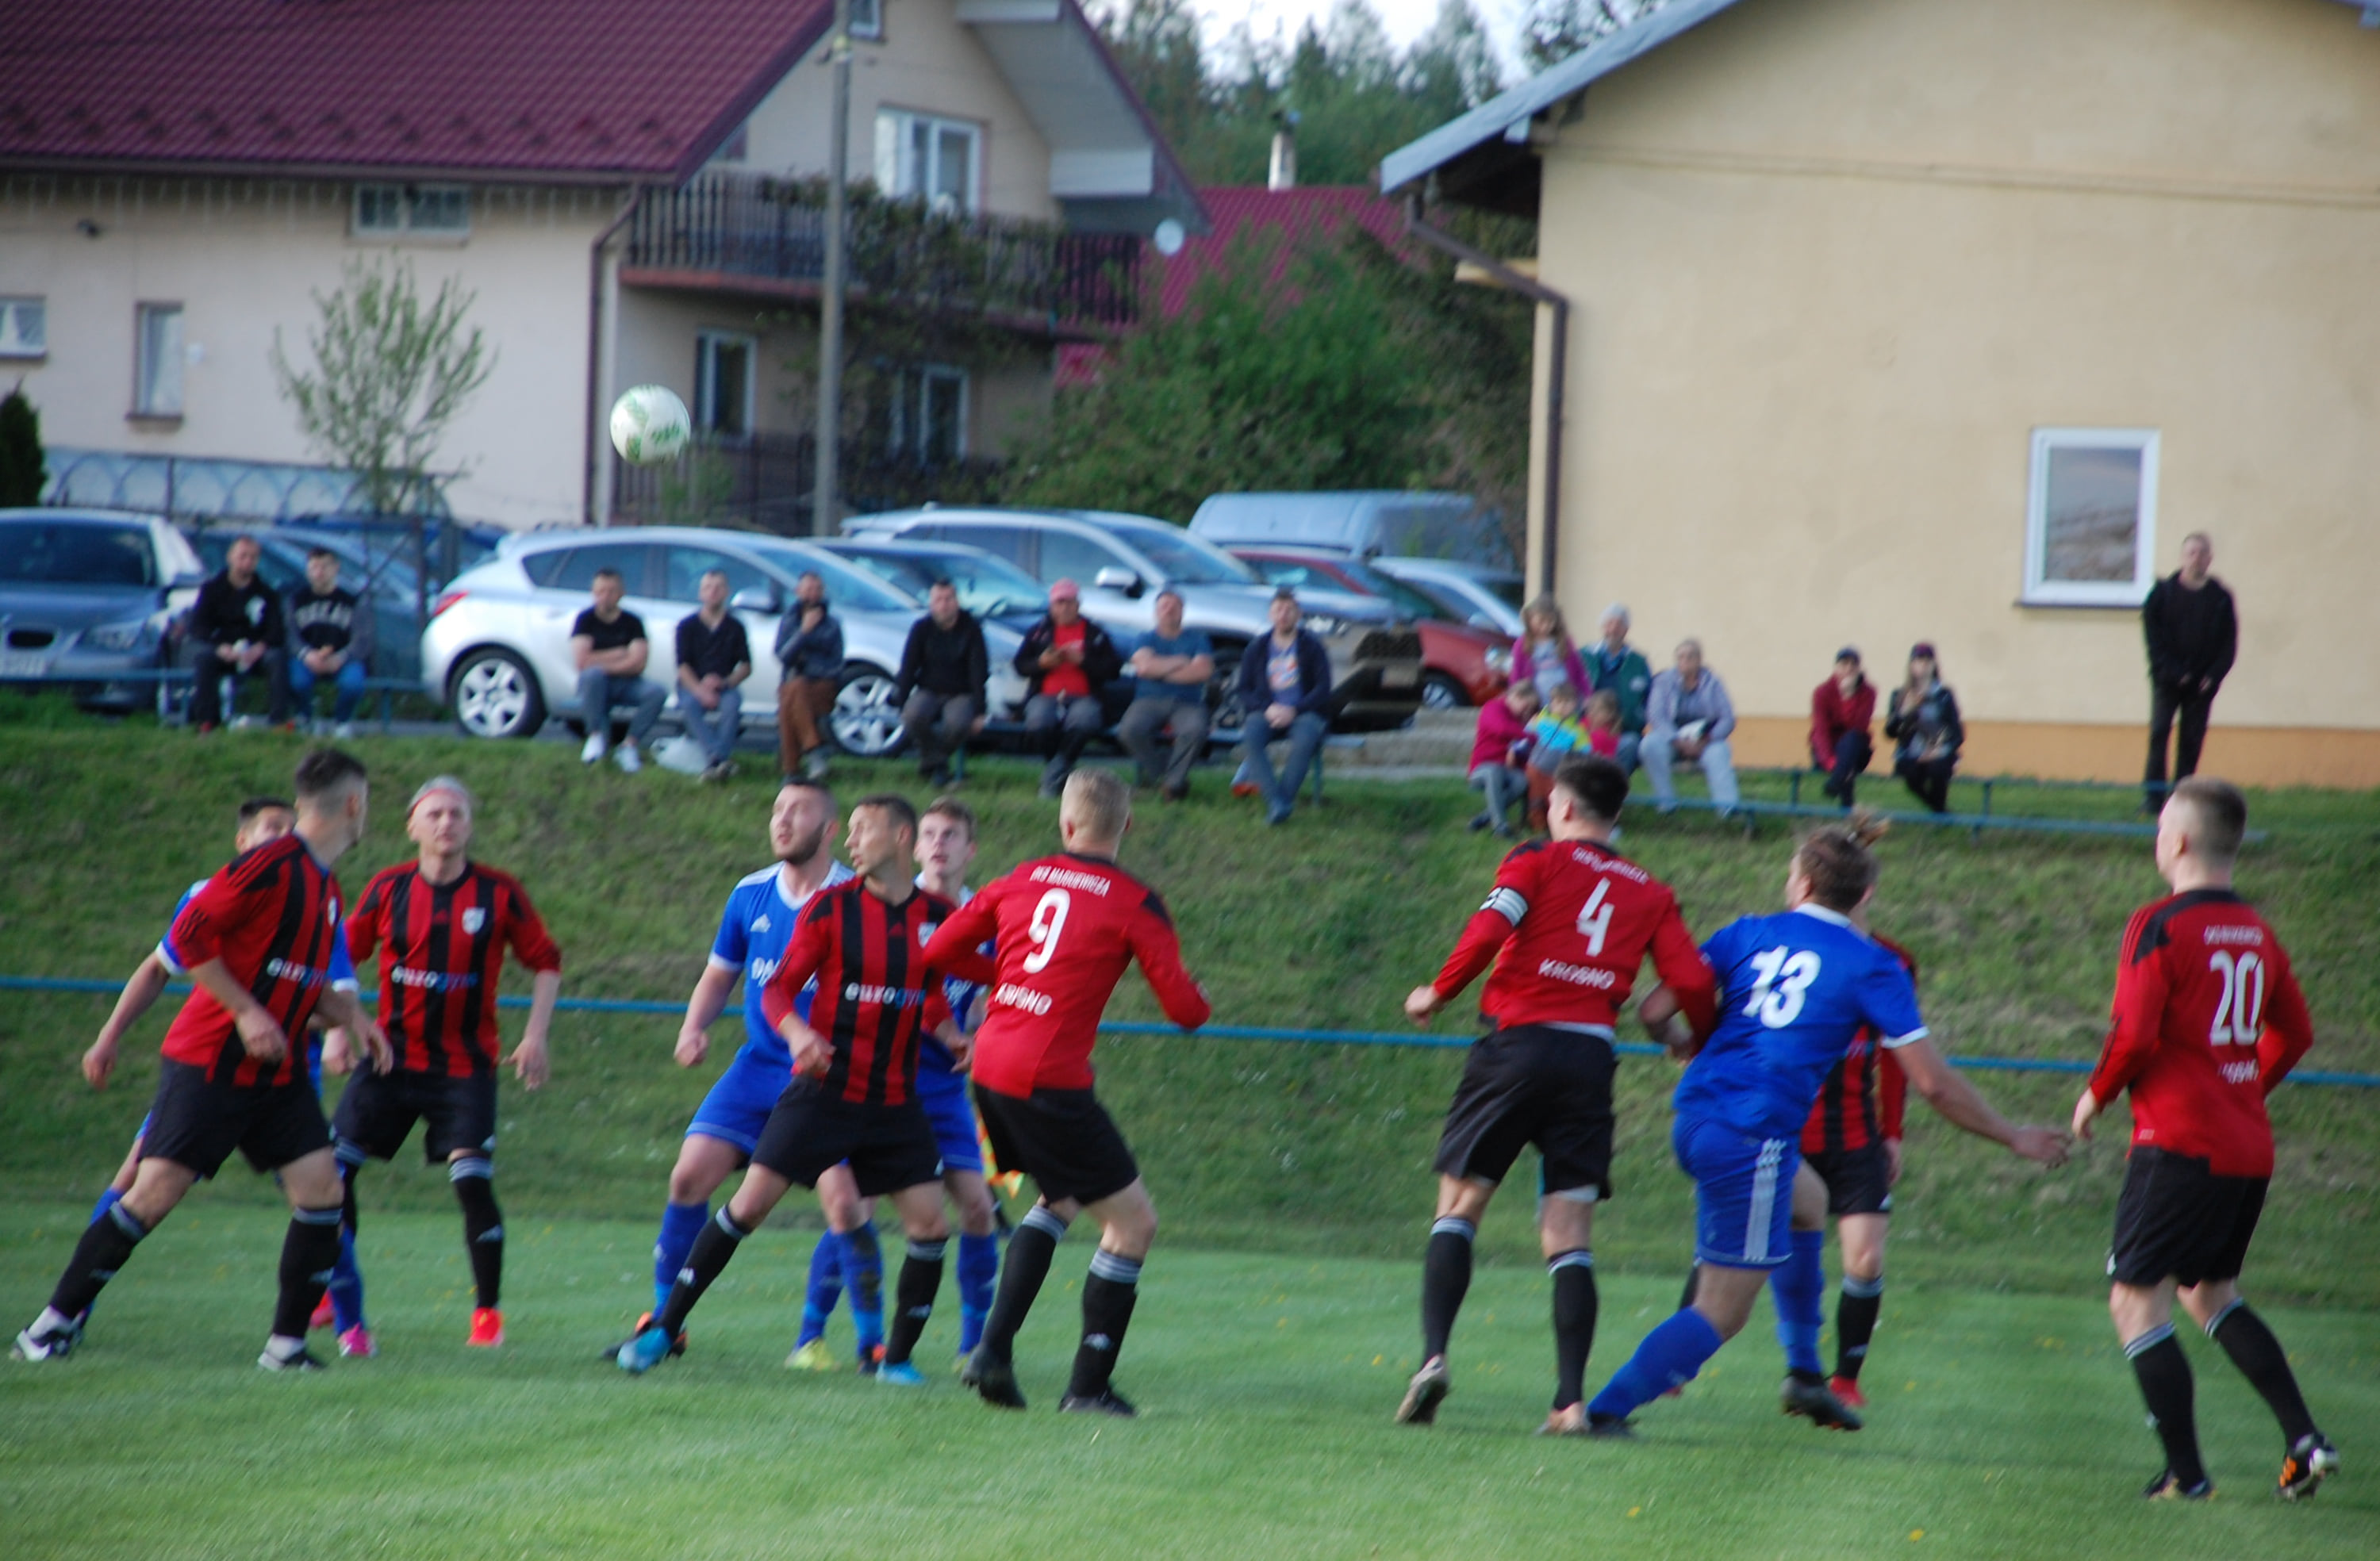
[420,526,1026,756]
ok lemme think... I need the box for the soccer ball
[609,385,691,466]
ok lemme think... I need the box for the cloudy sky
[1184,0,1531,74]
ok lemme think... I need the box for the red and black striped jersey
[762,880,954,1105]
[346,860,562,1076]
[1802,935,1914,1155]
[159,833,349,1087]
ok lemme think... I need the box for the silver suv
[420,525,1027,755]
[843,507,1423,730]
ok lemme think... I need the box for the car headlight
[83,618,152,652]
[1483,646,1511,675]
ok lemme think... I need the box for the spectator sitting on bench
[571,567,666,773]
[774,571,843,783]
[896,579,988,788]
[285,546,373,738]
[1514,596,1593,708]
[1587,604,1653,773]
[1119,588,1215,803]
[1466,680,1538,838]
[186,534,290,734]
[1522,685,1599,833]
[675,568,751,784]
[1810,645,1875,808]
[1644,638,1741,818]
[1015,577,1123,800]
[1886,641,1964,814]
[1234,587,1333,827]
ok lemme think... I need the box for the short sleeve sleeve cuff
[1879,1026,1929,1050]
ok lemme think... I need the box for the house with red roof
[0,0,1202,527]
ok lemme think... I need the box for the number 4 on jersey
[1576,879,1613,957]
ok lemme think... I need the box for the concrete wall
[1530,0,2380,784]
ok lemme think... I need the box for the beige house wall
[1529,0,2380,784]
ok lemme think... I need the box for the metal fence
[612,432,1006,535]
[41,447,450,524]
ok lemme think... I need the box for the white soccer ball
[609,385,692,466]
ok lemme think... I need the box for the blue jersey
[1673,904,1926,1140]
[159,876,356,993]
[707,861,858,1067]
[916,880,987,1078]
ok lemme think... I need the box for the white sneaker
[582,731,608,765]
[332,721,356,740]
[614,742,643,774]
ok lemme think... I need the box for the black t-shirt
[676,611,750,680]
[572,607,647,654]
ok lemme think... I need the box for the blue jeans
[578,668,666,746]
[288,656,366,723]
[680,686,743,765]
[1240,710,1326,819]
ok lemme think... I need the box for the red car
[1228,547,1511,708]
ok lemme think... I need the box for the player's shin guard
[49,1200,148,1320]
[1588,1308,1725,1421]
[798,1233,843,1346]
[1772,1229,1826,1382]
[1069,1249,1141,1399]
[1549,1250,1598,1410]
[2125,1325,2207,1489]
[883,1239,947,1367]
[328,1157,367,1332]
[1420,1217,1476,1362]
[654,1201,710,1315]
[658,1208,751,1336]
[1835,1274,1884,1383]
[956,1230,999,1354]
[2207,1300,2318,1447]
[271,1206,345,1340]
[451,1158,502,1310]
[981,1205,1067,1365]
[834,1222,885,1356]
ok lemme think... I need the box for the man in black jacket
[186,535,289,732]
[286,547,374,738]
[896,580,988,786]
[1234,588,1334,826]
[1014,578,1123,799]
[2142,532,2237,809]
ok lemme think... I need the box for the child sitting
[1466,681,1539,838]
[1583,688,1622,760]
[1524,685,1590,830]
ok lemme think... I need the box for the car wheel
[831,665,904,757]
[1421,672,1470,711]
[449,649,546,740]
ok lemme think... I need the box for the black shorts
[334,1068,499,1164]
[972,1083,1140,1207]
[1434,1024,1616,1201]
[2108,1146,2268,1289]
[751,1082,944,1198]
[1805,1143,1894,1218]
[140,1060,332,1179]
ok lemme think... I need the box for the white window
[134,303,183,416]
[849,0,883,41]
[873,110,979,215]
[0,297,44,359]
[352,183,472,237]
[889,366,967,462]
[694,332,756,439]
[2024,428,2159,607]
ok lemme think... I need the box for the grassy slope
[0,728,2375,1302]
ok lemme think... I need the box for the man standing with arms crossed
[2141,533,2236,812]
[927,769,1212,1416]
[2073,777,2336,1501]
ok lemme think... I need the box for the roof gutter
[1401,194,1568,597]
[585,186,646,527]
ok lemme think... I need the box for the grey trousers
[1119,696,1210,791]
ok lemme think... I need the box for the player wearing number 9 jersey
[2071,778,2334,1503]
[1396,756,1718,1436]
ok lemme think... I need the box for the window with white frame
[849,0,883,41]
[694,332,756,440]
[0,297,44,359]
[873,110,978,215]
[889,365,967,463]
[2024,428,2159,606]
[133,303,183,416]
[352,183,472,237]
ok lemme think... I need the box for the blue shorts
[916,1066,983,1174]
[686,1044,793,1156]
[1675,1114,1800,1271]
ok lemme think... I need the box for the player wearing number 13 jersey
[1396,757,1718,1436]
[2071,778,2335,1503]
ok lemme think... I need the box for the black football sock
[980,1205,1066,1365]
[451,1158,503,1310]
[2125,1327,2206,1487]
[1835,1274,1884,1382]
[2207,1301,2317,1447]
[1419,1216,1475,1363]
[1068,1249,1142,1399]
[883,1239,947,1367]
[1678,1263,1701,1312]
[1549,1250,1598,1410]
[49,1200,149,1319]
[271,1206,346,1340]
[657,1207,751,1337]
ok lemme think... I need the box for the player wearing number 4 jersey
[2071,777,2335,1503]
[1398,756,1719,1437]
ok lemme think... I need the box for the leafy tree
[1519,0,1676,73]
[270,258,493,514]
[0,384,43,508]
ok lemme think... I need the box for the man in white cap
[1014,578,1123,800]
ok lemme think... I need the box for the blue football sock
[1772,1229,1826,1379]
[654,1201,711,1316]
[835,1222,885,1355]
[1588,1308,1726,1421]
[798,1232,843,1346]
[90,1186,125,1226]
[328,1227,367,1333]
[956,1230,999,1354]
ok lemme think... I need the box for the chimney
[1268,109,1299,191]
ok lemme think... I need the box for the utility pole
[811,0,853,536]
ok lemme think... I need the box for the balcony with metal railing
[623,174,1142,338]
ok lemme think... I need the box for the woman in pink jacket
[1466,681,1541,838]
